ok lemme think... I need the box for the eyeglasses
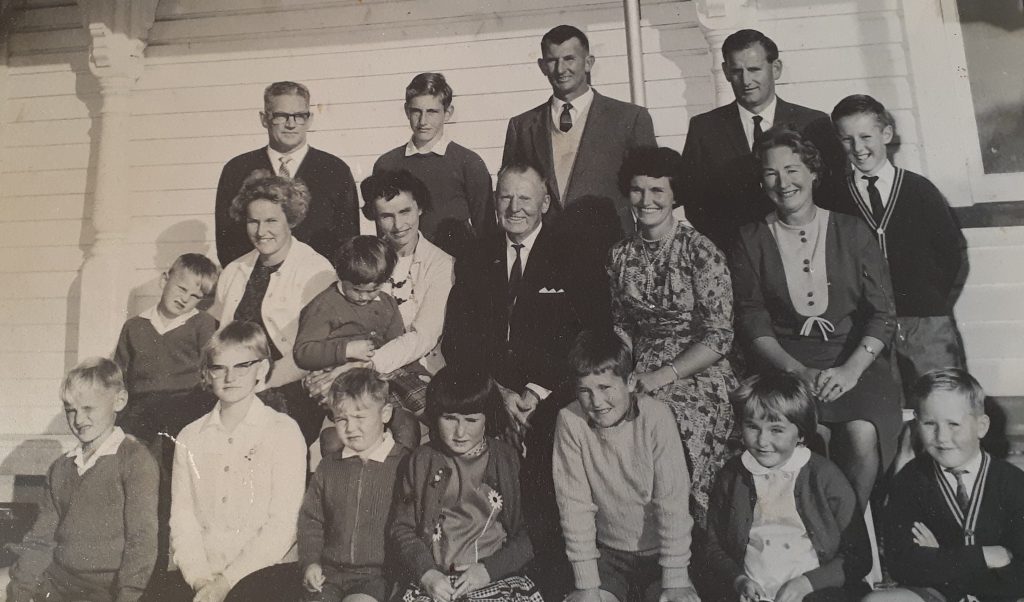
[207,359,263,380]
[268,111,311,125]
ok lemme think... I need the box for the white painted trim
[904,0,1024,205]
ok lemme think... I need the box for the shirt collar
[551,88,595,120]
[341,431,396,462]
[506,222,543,253]
[67,427,125,475]
[737,95,778,126]
[405,133,450,157]
[943,448,984,476]
[201,395,264,432]
[741,444,811,475]
[854,158,895,186]
[140,305,199,335]
[266,143,310,173]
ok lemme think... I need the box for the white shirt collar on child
[140,305,199,336]
[741,445,811,476]
[66,426,125,476]
[341,430,395,462]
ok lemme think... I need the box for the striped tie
[279,156,293,179]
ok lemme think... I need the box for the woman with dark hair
[730,127,902,510]
[215,170,336,444]
[607,146,738,527]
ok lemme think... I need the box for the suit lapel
[721,102,750,156]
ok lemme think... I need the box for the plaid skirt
[400,575,543,602]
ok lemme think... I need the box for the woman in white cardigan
[215,170,336,444]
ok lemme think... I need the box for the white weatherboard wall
[0,0,1022,482]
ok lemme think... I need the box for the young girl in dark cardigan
[390,367,539,602]
[705,372,871,602]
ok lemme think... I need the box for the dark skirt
[779,337,903,472]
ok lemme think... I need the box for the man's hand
[303,563,325,593]
[660,586,700,602]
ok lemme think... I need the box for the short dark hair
[168,253,220,297]
[732,371,818,442]
[541,24,590,53]
[568,329,633,380]
[831,94,897,132]
[263,81,310,112]
[910,368,986,415]
[722,29,779,63]
[754,126,826,187]
[229,169,310,227]
[405,72,453,108]
[333,235,397,285]
[360,169,432,221]
[425,367,510,438]
[617,146,684,200]
[328,367,389,413]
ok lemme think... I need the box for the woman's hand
[816,364,862,403]
[635,367,674,394]
[303,563,325,593]
[192,574,230,602]
[303,362,371,399]
[346,339,377,361]
[774,576,812,602]
[452,563,490,599]
[420,568,455,602]
[735,575,768,602]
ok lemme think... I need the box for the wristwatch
[861,342,877,357]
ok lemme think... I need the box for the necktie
[279,156,293,179]
[751,115,764,150]
[947,468,971,513]
[508,243,524,311]
[559,103,573,133]
[863,175,885,223]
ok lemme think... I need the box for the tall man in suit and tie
[214,81,359,266]
[443,162,605,600]
[502,25,657,234]
[680,29,845,251]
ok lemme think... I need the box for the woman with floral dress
[607,146,738,527]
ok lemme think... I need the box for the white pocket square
[539,287,565,294]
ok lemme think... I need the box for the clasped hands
[794,365,860,403]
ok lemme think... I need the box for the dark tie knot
[947,467,969,478]
[863,175,880,187]
[512,243,524,253]
[559,103,573,133]
[752,115,763,126]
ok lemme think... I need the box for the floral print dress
[608,220,738,526]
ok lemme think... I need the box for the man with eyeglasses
[214,81,359,266]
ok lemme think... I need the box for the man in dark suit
[214,81,359,266]
[502,25,657,234]
[443,162,606,600]
[680,29,845,251]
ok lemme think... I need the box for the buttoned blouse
[170,396,307,588]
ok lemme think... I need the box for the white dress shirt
[139,306,199,336]
[549,87,595,130]
[505,223,543,279]
[853,159,896,208]
[939,449,984,497]
[67,426,126,476]
[404,133,451,156]
[266,143,310,177]
[738,96,778,149]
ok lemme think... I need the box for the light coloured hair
[60,357,125,403]
[168,253,220,297]
[911,368,986,415]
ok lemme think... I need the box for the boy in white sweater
[553,330,699,602]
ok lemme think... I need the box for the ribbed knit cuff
[661,566,693,589]
[572,559,602,590]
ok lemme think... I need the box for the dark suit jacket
[442,224,603,394]
[501,90,657,233]
[214,146,359,266]
[680,98,846,251]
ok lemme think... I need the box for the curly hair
[360,169,432,221]
[753,126,825,187]
[228,169,310,227]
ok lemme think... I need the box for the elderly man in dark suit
[681,29,845,251]
[214,81,359,266]
[502,24,657,234]
[443,162,607,600]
